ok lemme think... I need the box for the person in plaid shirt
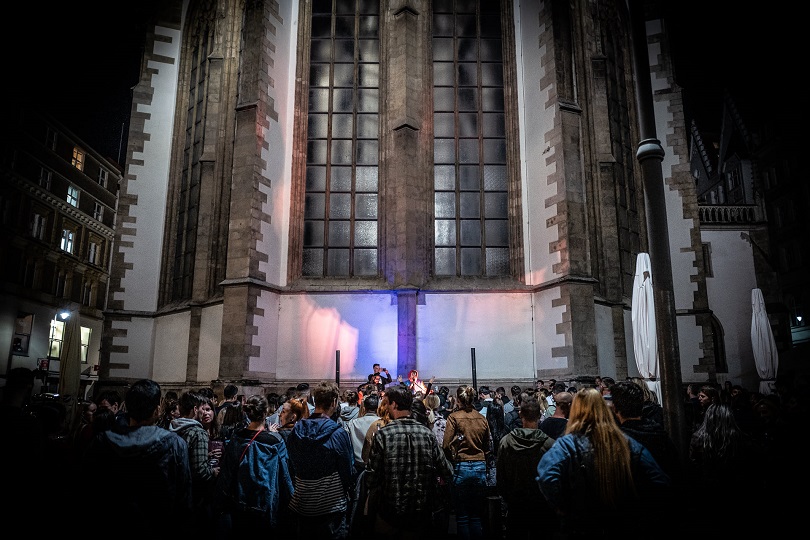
[365,385,453,536]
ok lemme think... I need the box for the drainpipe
[628,0,690,460]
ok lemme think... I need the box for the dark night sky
[6,2,802,161]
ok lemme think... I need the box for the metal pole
[335,350,340,387]
[471,348,477,391]
[628,0,689,462]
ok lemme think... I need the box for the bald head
[555,391,573,404]
[553,391,573,418]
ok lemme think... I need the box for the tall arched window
[171,9,215,300]
[303,0,381,277]
[432,0,509,277]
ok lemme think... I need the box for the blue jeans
[452,461,487,540]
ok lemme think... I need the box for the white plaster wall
[251,290,281,374]
[532,288,566,371]
[594,303,617,380]
[258,0,297,287]
[276,293,398,380]
[110,317,157,380]
[703,229,758,385]
[419,293,535,380]
[198,304,223,381]
[115,23,181,313]
[151,311,191,382]
[515,0,560,286]
[648,17,704,379]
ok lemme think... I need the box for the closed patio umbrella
[631,253,662,404]
[751,288,778,394]
[58,309,81,431]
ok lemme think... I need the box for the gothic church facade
[101,0,721,391]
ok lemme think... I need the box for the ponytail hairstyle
[456,384,477,409]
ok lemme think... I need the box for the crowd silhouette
[1,366,806,539]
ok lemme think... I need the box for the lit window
[48,318,91,362]
[60,229,75,253]
[72,148,85,171]
[81,327,91,361]
[98,169,108,187]
[93,202,104,221]
[31,213,46,240]
[67,186,79,207]
[48,319,65,358]
[39,167,52,189]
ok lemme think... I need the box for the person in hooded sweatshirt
[286,380,355,539]
[83,379,191,540]
[495,397,557,539]
[170,390,219,535]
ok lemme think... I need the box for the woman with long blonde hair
[536,388,671,537]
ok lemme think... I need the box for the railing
[698,205,760,225]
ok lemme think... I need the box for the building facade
[1,109,121,397]
[97,0,770,396]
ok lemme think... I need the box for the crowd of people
[1,365,806,539]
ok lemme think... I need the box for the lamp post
[628,0,689,462]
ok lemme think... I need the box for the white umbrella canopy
[631,253,662,404]
[751,288,778,394]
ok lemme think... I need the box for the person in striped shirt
[286,381,356,539]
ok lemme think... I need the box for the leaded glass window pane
[328,249,350,275]
[460,220,481,245]
[435,248,456,275]
[435,165,455,190]
[334,64,354,86]
[309,113,329,138]
[330,193,352,219]
[356,114,378,138]
[331,167,352,191]
[354,249,377,275]
[358,64,379,86]
[435,113,455,137]
[485,220,508,246]
[333,114,353,134]
[435,220,456,245]
[354,221,377,246]
[329,221,351,246]
[331,139,353,164]
[435,193,456,218]
[460,192,480,218]
[460,248,481,275]
[356,167,378,191]
[355,194,378,219]
[486,247,509,275]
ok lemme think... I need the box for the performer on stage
[405,369,433,396]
